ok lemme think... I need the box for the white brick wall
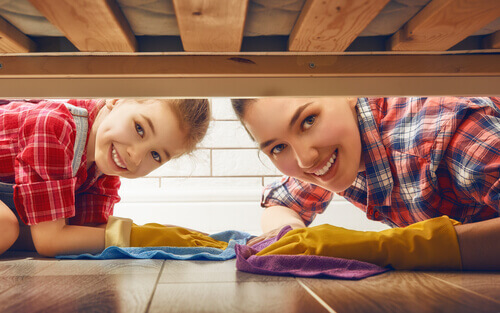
[114,98,389,234]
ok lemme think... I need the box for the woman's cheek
[274,159,299,177]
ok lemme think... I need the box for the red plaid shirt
[262,97,500,227]
[0,99,120,226]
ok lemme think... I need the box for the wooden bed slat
[288,0,390,52]
[484,30,500,49]
[388,0,500,51]
[1,53,498,77]
[28,0,137,52]
[173,0,248,52]
[0,16,36,53]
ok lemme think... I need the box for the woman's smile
[311,148,338,177]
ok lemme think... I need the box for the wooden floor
[1,252,499,313]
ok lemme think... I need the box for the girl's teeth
[314,151,337,176]
[112,147,127,169]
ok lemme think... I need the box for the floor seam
[144,260,166,313]
[296,278,337,313]
[423,272,500,305]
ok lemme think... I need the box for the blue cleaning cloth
[56,230,253,260]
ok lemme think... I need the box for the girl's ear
[105,99,119,109]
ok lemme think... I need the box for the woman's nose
[293,142,319,170]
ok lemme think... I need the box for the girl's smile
[110,144,127,170]
[87,99,188,178]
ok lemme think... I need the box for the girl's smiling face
[243,97,364,193]
[88,99,188,178]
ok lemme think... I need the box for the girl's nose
[127,144,147,167]
[293,142,319,170]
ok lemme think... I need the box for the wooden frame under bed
[0,0,499,98]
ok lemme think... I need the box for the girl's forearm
[455,217,500,270]
[30,219,105,257]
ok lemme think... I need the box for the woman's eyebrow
[289,102,313,129]
[259,138,276,150]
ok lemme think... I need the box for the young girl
[0,98,211,257]
[232,97,500,270]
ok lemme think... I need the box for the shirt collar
[356,98,393,207]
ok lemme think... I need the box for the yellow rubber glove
[256,216,462,270]
[105,216,228,249]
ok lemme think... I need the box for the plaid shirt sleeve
[261,176,333,225]
[71,174,121,225]
[13,104,78,225]
[444,97,500,213]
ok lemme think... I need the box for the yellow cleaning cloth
[257,216,462,270]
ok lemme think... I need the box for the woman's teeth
[314,151,337,176]
[112,146,127,169]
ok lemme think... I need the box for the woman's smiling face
[243,97,364,193]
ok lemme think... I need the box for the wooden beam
[288,0,390,52]
[0,53,498,77]
[172,0,248,52]
[0,77,498,98]
[28,0,136,52]
[388,0,500,51]
[0,16,36,53]
[484,30,500,49]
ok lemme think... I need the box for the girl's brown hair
[168,99,211,154]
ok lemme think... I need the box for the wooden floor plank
[37,259,164,276]
[0,252,164,313]
[150,281,330,313]
[0,252,55,277]
[160,259,291,283]
[424,271,500,303]
[299,271,500,313]
[0,274,160,313]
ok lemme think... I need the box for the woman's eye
[271,144,286,155]
[135,123,144,137]
[302,115,316,130]
[151,151,161,163]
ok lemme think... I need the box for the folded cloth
[235,226,389,279]
[57,230,252,260]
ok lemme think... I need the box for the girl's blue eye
[151,151,161,163]
[271,144,286,155]
[302,115,316,130]
[135,123,144,137]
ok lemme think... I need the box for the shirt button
[368,208,374,215]
[374,211,380,219]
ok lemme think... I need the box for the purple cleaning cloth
[235,226,389,280]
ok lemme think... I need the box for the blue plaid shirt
[262,97,500,227]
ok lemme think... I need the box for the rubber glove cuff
[105,216,133,247]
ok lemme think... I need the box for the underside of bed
[0,0,499,97]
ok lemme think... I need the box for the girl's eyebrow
[141,114,170,160]
[289,102,313,130]
[141,114,156,135]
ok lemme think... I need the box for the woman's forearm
[30,219,105,257]
[261,205,306,233]
[455,217,500,270]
